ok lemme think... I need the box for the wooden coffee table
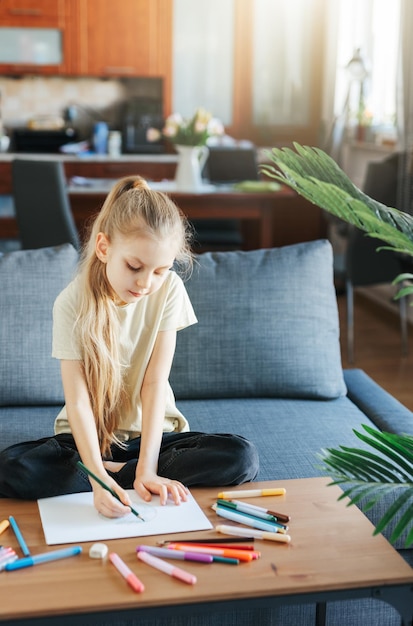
[0,477,412,625]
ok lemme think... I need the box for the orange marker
[166,543,258,562]
[0,519,10,536]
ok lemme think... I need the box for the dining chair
[191,219,243,252]
[11,159,80,251]
[345,155,409,363]
[345,226,408,363]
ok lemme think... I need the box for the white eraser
[89,542,108,559]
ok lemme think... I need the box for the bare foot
[103,460,126,473]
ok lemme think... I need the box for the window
[172,0,401,146]
[333,0,400,132]
[172,0,324,146]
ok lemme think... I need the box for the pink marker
[0,547,17,570]
[136,544,212,563]
[137,550,197,585]
[109,552,145,593]
[0,547,16,561]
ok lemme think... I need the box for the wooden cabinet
[0,1,172,96]
[0,0,61,25]
[0,0,77,74]
[78,0,172,77]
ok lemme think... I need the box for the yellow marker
[217,488,286,499]
[0,519,10,536]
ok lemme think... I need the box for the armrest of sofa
[344,368,413,435]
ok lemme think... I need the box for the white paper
[37,490,212,545]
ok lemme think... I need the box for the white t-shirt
[52,271,197,441]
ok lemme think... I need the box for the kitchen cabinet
[0,1,172,103]
[0,0,78,73]
[78,0,172,79]
[0,0,61,26]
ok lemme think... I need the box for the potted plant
[262,143,413,547]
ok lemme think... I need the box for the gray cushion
[0,244,78,406]
[171,240,346,399]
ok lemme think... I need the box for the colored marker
[5,546,82,571]
[9,516,30,557]
[109,552,144,593]
[0,547,16,563]
[217,488,286,499]
[218,499,290,526]
[216,500,288,531]
[158,536,255,545]
[211,555,239,565]
[229,499,290,524]
[136,544,213,563]
[137,545,238,565]
[174,543,256,551]
[137,550,197,585]
[77,461,145,521]
[166,542,257,561]
[0,519,10,536]
[0,548,18,571]
[216,524,291,544]
[213,504,286,534]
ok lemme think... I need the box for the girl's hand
[133,470,189,506]
[92,480,134,518]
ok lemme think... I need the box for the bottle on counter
[92,122,109,154]
[108,130,122,157]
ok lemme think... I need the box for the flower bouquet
[147,108,224,147]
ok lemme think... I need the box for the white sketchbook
[38,490,212,545]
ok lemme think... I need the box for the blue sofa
[0,240,412,626]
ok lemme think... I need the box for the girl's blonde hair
[75,176,193,456]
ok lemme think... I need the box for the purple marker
[136,544,212,563]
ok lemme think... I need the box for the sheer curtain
[396,0,413,214]
[252,0,314,126]
[322,0,400,162]
[172,0,234,124]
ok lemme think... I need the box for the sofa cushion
[0,244,78,406]
[171,240,346,400]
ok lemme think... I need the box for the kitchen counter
[0,154,178,196]
[0,152,178,163]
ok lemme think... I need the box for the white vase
[174,145,209,191]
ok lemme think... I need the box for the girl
[0,177,258,517]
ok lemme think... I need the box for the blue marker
[9,516,30,557]
[5,546,82,571]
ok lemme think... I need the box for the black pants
[0,432,259,499]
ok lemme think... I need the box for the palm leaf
[262,143,413,258]
[318,425,413,546]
